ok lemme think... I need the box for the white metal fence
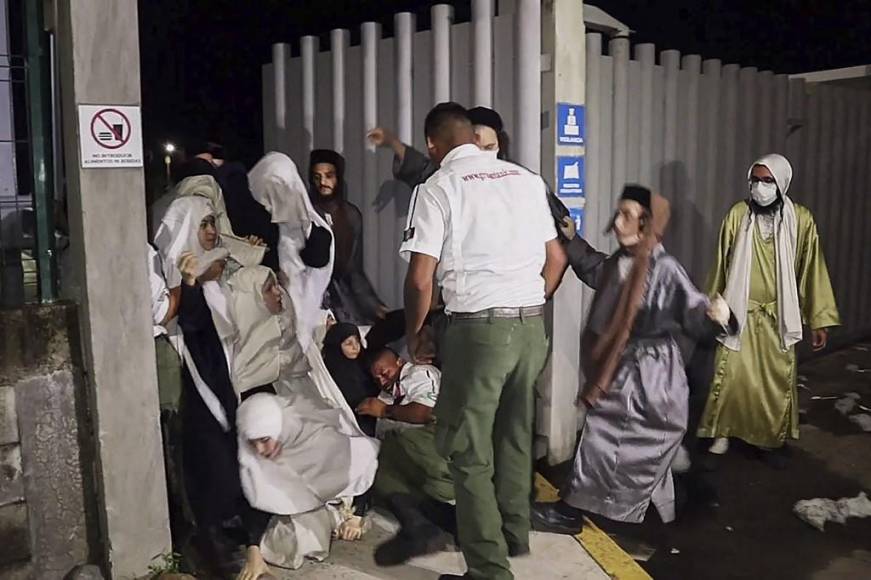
[582,33,871,344]
[262,2,871,459]
[263,1,541,309]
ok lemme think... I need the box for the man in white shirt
[356,347,439,435]
[399,102,564,580]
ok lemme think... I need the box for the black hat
[189,140,225,160]
[620,184,652,213]
[467,106,504,132]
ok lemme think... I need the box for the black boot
[375,495,452,566]
[530,501,584,535]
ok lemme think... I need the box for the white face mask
[750,181,778,206]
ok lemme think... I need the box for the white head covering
[248,152,335,351]
[228,266,282,394]
[238,392,284,441]
[748,153,793,195]
[720,153,802,352]
[175,174,235,237]
[248,152,312,226]
[236,390,379,516]
[153,195,217,288]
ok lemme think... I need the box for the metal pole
[395,13,414,145]
[431,4,452,104]
[301,35,317,158]
[272,43,289,153]
[515,0,541,171]
[331,29,349,154]
[472,0,494,106]
[24,0,57,302]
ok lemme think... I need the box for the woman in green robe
[698,154,839,457]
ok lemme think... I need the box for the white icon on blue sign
[557,156,584,197]
[557,103,585,146]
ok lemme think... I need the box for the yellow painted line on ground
[534,473,653,580]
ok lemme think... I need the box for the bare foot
[237,546,271,580]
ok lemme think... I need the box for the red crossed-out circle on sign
[89,108,132,150]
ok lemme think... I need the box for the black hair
[365,346,399,371]
[424,102,471,142]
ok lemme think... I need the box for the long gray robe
[563,243,723,524]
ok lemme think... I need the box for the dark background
[138,0,871,171]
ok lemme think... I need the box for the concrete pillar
[55,1,170,577]
[539,0,585,464]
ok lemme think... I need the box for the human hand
[356,397,387,418]
[407,331,435,365]
[375,304,389,320]
[559,216,577,241]
[246,235,265,247]
[178,252,199,286]
[198,259,226,282]
[367,127,396,149]
[707,295,731,326]
[334,515,366,541]
[812,328,829,351]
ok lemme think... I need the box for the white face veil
[248,152,335,351]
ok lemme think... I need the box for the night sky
[137,0,871,180]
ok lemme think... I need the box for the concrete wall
[0,303,96,579]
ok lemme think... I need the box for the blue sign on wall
[569,207,585,238]
[556,156,585,197]
[557,103,585,146]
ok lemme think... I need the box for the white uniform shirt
[376,362,441,437]
[378,363,441,408]
[148,244,171,337]
[399,144,556,313]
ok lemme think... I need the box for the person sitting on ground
[367,351,456,567]
[322,322,381,436]
[356,347,440,437]
[228,266,380,578]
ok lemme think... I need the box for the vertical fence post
[515,0,540,172]
[431,4,452,104]
[331,29,349,154]
[395,13,414,145]
[24,0,56,302]
[301,35,317,159]
[272,43,290,154]
[472,0,494,106]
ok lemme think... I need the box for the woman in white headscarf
[153,194,246,574]
[248,152,334,352]
[227,265,379,578]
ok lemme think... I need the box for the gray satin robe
[563,242,722,524]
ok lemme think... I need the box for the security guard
[400,102,564,580]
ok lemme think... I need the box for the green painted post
[24,0,56,302]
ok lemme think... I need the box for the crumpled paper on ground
[793,492,871,531]
[849,413,871,432]
[835,393,861,415]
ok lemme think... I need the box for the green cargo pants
[435,315,549,580]
[373,425,455,505]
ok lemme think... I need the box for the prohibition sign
[89,108,132,150]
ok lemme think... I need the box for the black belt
[449,305,544,321]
